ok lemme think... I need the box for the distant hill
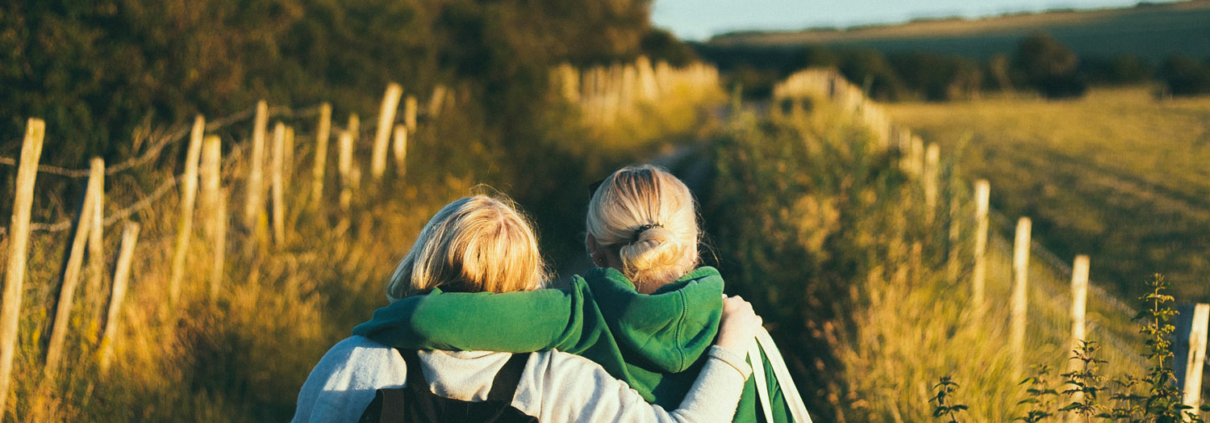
[708,1,1210,62]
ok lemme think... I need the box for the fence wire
[0,104,322,178]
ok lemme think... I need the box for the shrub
[1158,54,1210,96]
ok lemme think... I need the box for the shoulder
[291,337,408,423]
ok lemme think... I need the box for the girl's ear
[586,233,607,267]
[586,233,599,255]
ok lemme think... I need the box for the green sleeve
[351,280,598,353]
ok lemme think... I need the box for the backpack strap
[756,328,813,423]
[398,349,428,388]
[748,343,776,423]
[486,353,529,402]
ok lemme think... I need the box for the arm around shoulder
[512,347,748,423]
[353,284,588,353]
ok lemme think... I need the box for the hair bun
[620,225,689,286]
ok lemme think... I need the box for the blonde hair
[386,195,547,301]
[586,165,699,289]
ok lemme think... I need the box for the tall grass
[706,96,1153,422]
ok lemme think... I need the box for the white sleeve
[290,336,410,423]
[512,346,749,423]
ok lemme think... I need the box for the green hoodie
[353,266,792,423]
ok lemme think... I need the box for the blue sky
[651,0,1183,40]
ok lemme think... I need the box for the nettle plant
[932,276,1210,423]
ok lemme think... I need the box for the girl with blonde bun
[354,167,801,423]
[293,195,763,423]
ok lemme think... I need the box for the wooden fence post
[99,223,139,375]
[210,195,227,302]
[946,196,961,284]
[429,85,447,118]
[924,143,940,226]
[199,136,224,301]
[972,180,990,311]
[393,125,407,178]
[347,114,360,139]
[271,122,286,246]
[44,157,104,380]
[1011,217,1032,379]
[244,100,268,228]
[371,83,404,180]
[404,96,418,133]
[284,126,295,190]
[170,115,205,305]
[0,118,45,421]
[1069,255,1090,370]
[311,103,332,206]
[1177,303,1208,413]
[338,130,354,211]
[85,158,105,321]
[200,136,222,222]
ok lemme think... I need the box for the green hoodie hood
[579,266,723,373]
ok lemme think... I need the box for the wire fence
[0,105,323,179]
[1,104,338,234]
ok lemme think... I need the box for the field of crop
[886,87,1210,304]
[709,1,1210,62]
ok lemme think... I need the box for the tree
[1012,33,1086,98]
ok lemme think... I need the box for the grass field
[886,87,1210,304]
[708,1,1210,62]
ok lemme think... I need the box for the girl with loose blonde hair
[386,195,546,300]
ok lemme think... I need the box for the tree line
[695,32,1210,101]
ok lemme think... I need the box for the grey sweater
[291,336,750,423]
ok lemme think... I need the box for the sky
[651,0,1184,40]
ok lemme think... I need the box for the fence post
[85,158,105,321]
[371,83,404,180]
[311,103,332,207]
[170,115,205,305]
[972,180,990,311]
[393,125,407,178]
[946,196,961,284]
[284,126,295,190]
[404,95,418,133]
[1069,255,1090,373]
[99,223,139,375]
[271,122,286,246]
[244,100,268,228]
[1177,303,1208,413]
[210,194,227,302]
[1011,217,1032,379]
[44,157,104,380]
[338,130,355,211]
[200,136,222,223]
[429,85,447,117]
[0,118,44,421]
[347,114,360,139]
[924,143,940,226]
[199,136,224,301]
